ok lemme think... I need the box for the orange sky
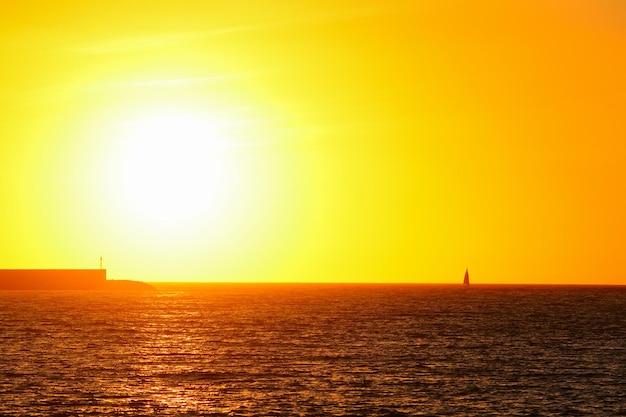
[1,1,625,283]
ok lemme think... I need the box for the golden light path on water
[1,285,625,415]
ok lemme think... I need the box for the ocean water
[1,284,625,416]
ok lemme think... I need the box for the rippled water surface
[1,284,625,416]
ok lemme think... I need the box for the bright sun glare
[112,113,237,233]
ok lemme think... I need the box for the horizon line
[144,281,626,286]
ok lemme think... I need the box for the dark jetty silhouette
[0,269,154,291]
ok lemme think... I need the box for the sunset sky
[1,1,625,284]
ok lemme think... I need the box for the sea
[1,284,625,416]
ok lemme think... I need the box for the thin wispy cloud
[106,74,247,88]
[65,4,391,56]
[67,25,262,55]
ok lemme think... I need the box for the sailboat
[463,268,470,285]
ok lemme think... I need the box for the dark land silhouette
[0,269,154,290]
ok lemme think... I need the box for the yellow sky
[1,1,625,283]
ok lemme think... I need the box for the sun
[110,112,238,234]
